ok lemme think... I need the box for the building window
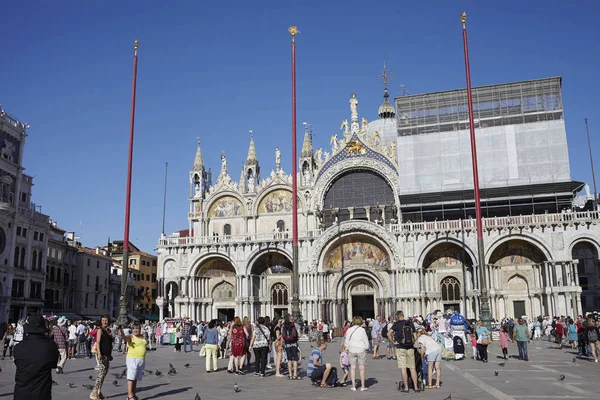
[38,254,42,271]
[22,228,27,237]
[33,232,38,241]
[20,192,26,203]
[223,224,231,236]
[87,258,90,267]
[152,289,157,299]
[14,246,19,268]
[146,274,150,281]
[86,275,90,286]
[50,266,55,282]
[105,262,108,270]
[271,283,289,306]
[130,259,137,266]
[16,227,21,236]
[94,294,98,308]
[105,278,107,288]
[152,273,156,283]
[96,260,99,268]
[39,233,44,242]
[20,248,25,268]
[152,260,157,267]
[95,276,99,291]
[103,295,106,309]
[440,276,461,302]
[32,250,37,271]
[277,220,285,232]
[85,293,89,308]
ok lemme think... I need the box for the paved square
[1,338,598,399]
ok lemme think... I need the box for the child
[339,350,349,386]
[471,333,478,360]
[121,323,147,400]
[499,326,509,360]
[174,327,182,352]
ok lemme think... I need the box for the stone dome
[366,117,397,145]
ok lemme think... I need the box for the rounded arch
[416,238,477,271]
[204,191,246,219]
[310,220,400,271]
[319,232,392,273]
[505,274,530,292]
[313,157,400,212]
[212,281,235,300]
[569,236,600,257]
[334,269,385,299]
[418,240,476,270]
[253,186,303,215]
[164,281,179,299]
[485,234,552,264]
[271,282,289,306]
[245,249,293,276]
[189,253,237,277]
[440,276,461,302]
[488,238,548,266]
[192,255,236,278]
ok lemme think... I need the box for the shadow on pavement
[143,386,193,399]
[106,383,170,399]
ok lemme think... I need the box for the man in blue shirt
[307,338,333,387]
[371,316,382,359]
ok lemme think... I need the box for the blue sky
[1,1,598,254]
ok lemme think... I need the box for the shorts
[387,340,395,349]
[426,348,442,362]
[285,344,299,361]
[68,339,75,348]
[349,351,367,366]
[310,364,326,381]
[342,365,349,373]
[395,348,415,369]
[126,357,146,381]
[372,337,381,346]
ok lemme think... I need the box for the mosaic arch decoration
[208,196,243,218]
[253,253,292,275]
[324,235,390,271]
[213,281,235,300]
[258,190,297,214]
[196,259,236,278]
[424,243,472,269]
[489,240,546,266]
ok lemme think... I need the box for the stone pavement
[0,338,598,400]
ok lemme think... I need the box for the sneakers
[360,387,368,391]
[350,387,357,391]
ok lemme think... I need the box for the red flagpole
[461,13,491,326]
[289,26,301,322]
[119,40,139,325]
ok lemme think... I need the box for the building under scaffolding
[394,77,583,222]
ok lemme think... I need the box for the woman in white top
[416,328,442,389]
[343,316,370,392]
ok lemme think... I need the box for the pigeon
[168,363,177,375]
[443,395,452,400]
[572,357,576,363]
[113,380,119,386]
[184,363,190,368]
[194,394,201,400]
[119,368,127,379]
[559,375,565,381]
[155,370,163,377]
[145,369,154,375]
[498,362,505,367]
[234,382,241,393]
[67,383,76,388]
[83,384,95,390]
[89,375,94,380]
[52,380,58,386]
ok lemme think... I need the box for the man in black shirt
[388,311,419,392]
[14,314,59,400]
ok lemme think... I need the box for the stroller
[397,348,425,392]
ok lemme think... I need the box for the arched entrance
[348,278,376,320]
[572,241,599,314]
[194,256,236,322]
[164,281,179,318]
[248,252,292,320]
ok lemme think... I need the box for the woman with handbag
[475,320,491,363]
[343,316,370,391]
[90,316,113,400]
[271,318,284,377]
[250,317,271,377]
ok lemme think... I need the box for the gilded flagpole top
[289,26,299,37]
[460,12,467,25]
[134,40,139,51]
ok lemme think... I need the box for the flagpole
[585,118,598,210]
[118,40,139,327]
[162,162,169,234]
[289,26,301,324]
[461,13,491,327]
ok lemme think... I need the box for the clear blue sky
[1,1,598,254]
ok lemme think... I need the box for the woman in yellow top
[120,323,147,400]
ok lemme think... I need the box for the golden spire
[289,26,299,37]
[134,40,139,51]
[460,12,467,25]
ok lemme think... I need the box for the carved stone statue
[390,202,398,220]
[331,207,339,223]
[167,284,172,301]
[1,139,15,163]
[360,117,369,132]
[323,151,330,161]
[349,93,358,119]
[303,168,310,185]
[275,147,281,171]
[585,183,591,198]
[315,148,323,165]
[315,207,323,224]
[373,130,381,146]
[330,135,339,152]
[220,153,227,174]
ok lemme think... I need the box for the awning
[61,313,84,321]
[127,314,139,321]
[83,315,104,321]
[143,315,159,321]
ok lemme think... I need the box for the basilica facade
[156,79,600,326]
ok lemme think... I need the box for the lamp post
[461,13,492,327]
[117,40,139,327]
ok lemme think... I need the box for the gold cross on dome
[377,61,394,88]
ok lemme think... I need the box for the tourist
[243,317,253,370]
[282,319,300,379]
[13,319,24,348]
[271,318,284,377]
[218,322,228,359]
[50,316,68,374]
[566,318,578,349]
[90,316,113,400]
[2,323,14,360]
[499,326,509,360]
[533,319,542,340]
[388,311,419,393]
[385,316,395,360]
[121,322,147,400]
[203,320,219,373]
[512,318,529,361]
[230,317,248,375]
[343,316,370,391]
[306,338,333,387]
[471,332,478,360]
[249,317,270,377]
[339,348,349,386]
[585,315,599,362]
[67,320,77,359]
[322,320,331,342]
[371,316,382,359]
[554,317,565,349]
[13,314,59,400]
[182,321,194,353]
[476,320,491,363]
[416,327,441,389]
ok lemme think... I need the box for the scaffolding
[395,77,563,136]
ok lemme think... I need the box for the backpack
[588,328,599,343]
[283,325,297,343]
[325,366,338,386]
[381,324,388,339]
[394,321,414,347]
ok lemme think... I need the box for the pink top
[471,335,477,346]
[499,331,509,348]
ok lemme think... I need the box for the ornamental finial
[289,26,299,37]
[460,12,467,25]
[134,40,139,51]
